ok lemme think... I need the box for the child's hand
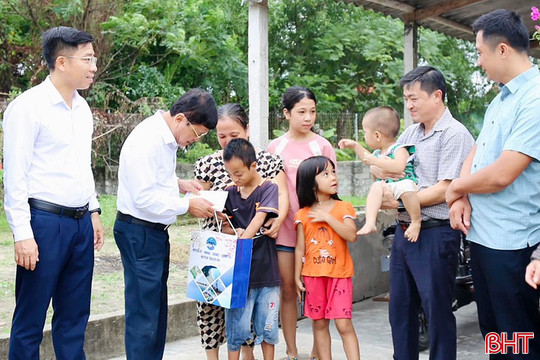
[215,211,228,222]
[235,228,245,238]
[308,208,329,223]
[362,152,377,166]
[218,214,235,235]
[338,138,357,150]
[295,278,305,302]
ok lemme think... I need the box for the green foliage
[272,129,285,138]
[7,87,22,101]
[122,65,180,109]
[99,0,248,109]
[177,142,215,163]
[417,30,492,137]
[1,0,490,149]
[268,1,404,114]
[336,148,355,161]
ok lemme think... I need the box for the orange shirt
[294,201,356,278]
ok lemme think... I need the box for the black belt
[399,218,450,231]
[116,211,170,231]
[28,198,89,219]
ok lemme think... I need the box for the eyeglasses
[65,56,98,66]
[188,122,207,140]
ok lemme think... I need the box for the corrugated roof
[341,0,540,58]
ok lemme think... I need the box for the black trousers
[470,242,540,359]
[9,208,94,360]
[114,218,170,360]
[389,224,461,360]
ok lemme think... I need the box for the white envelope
[184,190,228,211]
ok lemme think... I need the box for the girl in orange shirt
[294,156,361,360]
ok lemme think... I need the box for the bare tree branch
[82,0,93,29]
[22,0,42,32]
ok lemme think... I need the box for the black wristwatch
[397,200,406,213]
[89,208,102,215]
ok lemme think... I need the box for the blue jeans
[225,286,280,351]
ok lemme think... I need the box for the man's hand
[445,180,464,208]
[263,217,282,238]
[178,179,203,195]
[379,182,399,210]
[449,196,471,234]
[525,259,540,289]
[91,212,105,251]
[370,165,404,181]
[188,198,215,218]
[14,238,39,270]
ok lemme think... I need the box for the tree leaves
[0,0,488,137]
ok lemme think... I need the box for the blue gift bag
[187,228,253,309]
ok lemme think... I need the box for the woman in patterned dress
[194,103,288,360]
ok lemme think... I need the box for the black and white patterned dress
[193,149,284,349]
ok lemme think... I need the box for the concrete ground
[111,295,487,360]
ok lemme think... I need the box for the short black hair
[399,66,447,102]
[282,86,317,112]
[170,88,218,130]
[472,9,529,53]
[223,138,256,168]
[363,106,401,138]
[296,156,340,208]
[42,26,94,70]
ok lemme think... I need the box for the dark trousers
[9,208,94,360]
[389,224,460,360]
[470,242,540,359]
[114,219,170,360]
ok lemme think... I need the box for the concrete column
[403,21,418,128]
[248,0,269,149]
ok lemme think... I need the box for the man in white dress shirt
[3,26,104,359]
[114,88,217,359]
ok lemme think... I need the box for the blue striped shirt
[468,66,540,250]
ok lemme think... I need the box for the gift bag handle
[198,211,238,237]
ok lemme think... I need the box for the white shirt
[3,76,99,241]
[116,111,189,225]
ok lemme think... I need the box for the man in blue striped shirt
[447,9,540,359]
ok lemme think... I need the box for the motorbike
[381,222,475,351]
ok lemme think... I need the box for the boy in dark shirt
[222,138,281,360]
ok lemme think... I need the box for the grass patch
[0,209,11,233]
[98,194,118,230]
[340,195,366,208]
[0,195,198,335]
[0,192,362,334]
